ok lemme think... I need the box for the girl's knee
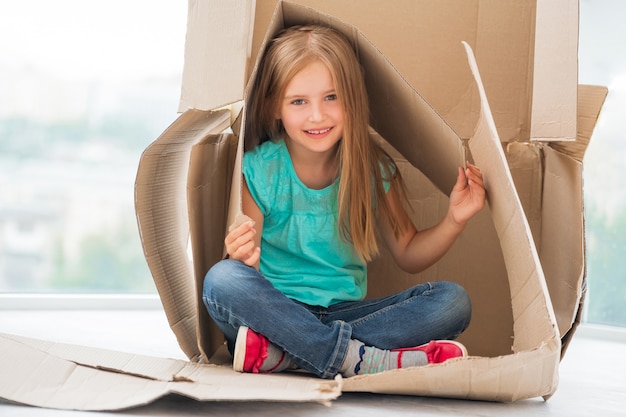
[439,281,472,326]
[203,259,264,301]
[203,259,242,300]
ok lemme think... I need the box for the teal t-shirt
[242,138,366,307]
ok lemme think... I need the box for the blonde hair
[246,25,407,262]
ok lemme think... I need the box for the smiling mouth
[305,127,332,135]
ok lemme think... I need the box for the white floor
[1,309,625,417]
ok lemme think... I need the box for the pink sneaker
[233,326,293,373]
[393,340,467,365]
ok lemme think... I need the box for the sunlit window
[580,0,626,328]
[0,1,186,293]
[0,1,623,330]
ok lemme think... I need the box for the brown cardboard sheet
[0,333,340,410]
[135,109,233,361]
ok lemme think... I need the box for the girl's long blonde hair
[246,25,408,262]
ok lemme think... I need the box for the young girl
[203,25,485,378]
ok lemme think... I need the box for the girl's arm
[379,163,485,274]
[224,177,264,269]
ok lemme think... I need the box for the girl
[203,25,485,378]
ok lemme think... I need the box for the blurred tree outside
[49,219,153,293]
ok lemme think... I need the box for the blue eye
[291,99,306,105]
[325,94,337,101]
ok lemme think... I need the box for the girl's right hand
[224,220,261,267]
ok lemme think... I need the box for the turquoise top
[242,138,367,307]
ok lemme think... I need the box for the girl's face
[277,60,344,159]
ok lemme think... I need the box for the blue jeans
[202,259,471,379]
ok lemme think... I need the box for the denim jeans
[202,259,471,379]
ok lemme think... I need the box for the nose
[308,101,325,122]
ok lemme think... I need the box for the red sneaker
[233,326,293,373]
[393,340,467,365]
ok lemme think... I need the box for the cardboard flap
[506,84,608,346]
[530,0,578,141]
[360,30,464,195]
[539,146,584,337]
[343,348,559,402]
[179,0,255,112]
[0,334,170,411]
[188,132,239,358]
[4,333,188,381]
[462,41,560,354]
[549,84,609,161]
[135,109,232,361]
[0,334,342,410]
[506,142,543,246]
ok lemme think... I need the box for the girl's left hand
[448,162,486,227]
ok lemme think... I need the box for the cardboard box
[139,0,607,400]
[0,0,607,410]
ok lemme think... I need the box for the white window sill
[0,293,162,310]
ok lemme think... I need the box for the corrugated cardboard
[0,333,341,410]
[0,0,606,410]
[182,0,579,144]
[341,41,562,400]
[508,84,608,341]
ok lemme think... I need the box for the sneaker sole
[232,325,249,372]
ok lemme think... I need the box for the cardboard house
[0,0,607,410]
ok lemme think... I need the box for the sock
[340,339,428,377]
[256,338,295,373]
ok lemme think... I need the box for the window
[1,1,623,330]
[0,1,186,294]
[580,0,626,328]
